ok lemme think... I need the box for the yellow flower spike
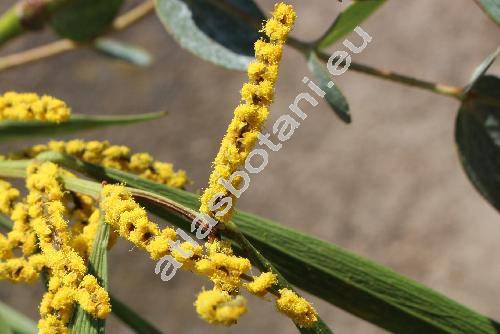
[101,184,180,259]
[0,92,71,123]
[26,162,110,332]
[194,288,247,326]
[275,288,318,328]
[244,272,278,296]
[16,140,188,188]
[200,2,296,223]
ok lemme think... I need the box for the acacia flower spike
[0,91,70,123]
[26,162,110,334]
[199,2,297,224]
[14,139,188,188]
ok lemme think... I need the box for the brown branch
[0,0,155,73]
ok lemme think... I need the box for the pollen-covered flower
[194,288,247,326]
[275,288,318,328]
[26,162,110,333]
[0,92,71,123]
[199,2,296,224]
[101,184,179,260]
[16,140,188,188]
[76,275,111,319]
[244,271,278,296]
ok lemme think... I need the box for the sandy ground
[0,0,499,333]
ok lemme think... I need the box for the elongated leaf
[308,52,350,123]
[110,297,163,334]
[464,46,499,94]
[71,216,110,334]
[50,0,124,41]
[95,38,153,67]
[41,153,500,334]
[475,0,500,24]
[0,302,37,334]
[155,0,265,70]
[456,75,500,211]
[0,112,166,142]
[317,0,386,49]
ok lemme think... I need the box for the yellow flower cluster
[100,185,252,292]
[17,139,188,188]
[276,288,318,328]
[100,184,317,327]
[26,162,110,334]
[101,184,176,260]
[194,289,247,326]
[0,92,71,123]
[199,2,296,223]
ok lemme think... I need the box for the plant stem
[0,7,23,46]
[0,0,155,73]
[313,49,464,99]
[0,39,75,72]
[0,0,71,47]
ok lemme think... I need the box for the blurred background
[0,0,499,333]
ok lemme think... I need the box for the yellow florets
[275,288,318,328]
[76,275,111,319]
[199,2,296,224]
[0,92,71,123]
[194,289,247,326]
[26,162,110,333]
[101,184,174,257]
[0,180,20,215]
[244,271,278,296]
[16,140,188,188]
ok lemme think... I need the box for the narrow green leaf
[0,301,37,334]
[110,296,163,334]
[50,0,124,41]
[95,38,153,67]
[317,0,386,50]
[71,216,110,334]
[154,0,265,70]
[475,0,500,24]
[456,75,500,211]
[40,153,500,334]
[308,52,350,123]
[0,112,166,142]
[464,46,499,94]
